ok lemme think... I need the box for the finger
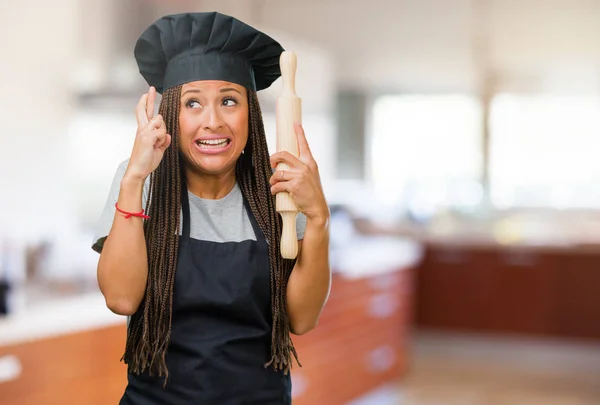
[146,114,163,132]
[270,151,304,169]
[147,126,167,149]
[141,123,165,147]
[146,87,156,120]
[157,134,172,153]
[269,169,300,186]
[295,123,313,160]
[270,181,292,195]
[135,93,149,126]
[153,130,168,148]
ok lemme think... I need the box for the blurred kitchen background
[2,0,600,404]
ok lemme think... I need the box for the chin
[188,155,237,176]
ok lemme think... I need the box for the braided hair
[122,84,300,382]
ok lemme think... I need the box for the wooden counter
[415,242,600,340]
[0,268,413,404]
[0,325,128,405]
[291,268,413,404]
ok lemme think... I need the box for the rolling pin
[276,51,301,259]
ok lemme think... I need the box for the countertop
[0,292,125,347]
[0,235,422,347]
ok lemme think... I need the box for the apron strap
[181,179,191,240]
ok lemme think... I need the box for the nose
[203,104,224,132]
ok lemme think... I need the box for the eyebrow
[219,87,243,95]
[181,87,243,97]
[182,89,201,97]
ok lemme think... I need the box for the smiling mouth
[195,139,231,149]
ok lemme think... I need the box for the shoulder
[116,158,130,174]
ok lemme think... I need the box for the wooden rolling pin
[276,51,301,259]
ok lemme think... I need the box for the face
[178,80,249,177]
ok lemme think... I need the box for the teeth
[196,139,228,148]
[197,139,228,145]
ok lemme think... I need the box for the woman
[92,12,331,404]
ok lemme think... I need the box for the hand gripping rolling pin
[276,51,301,259]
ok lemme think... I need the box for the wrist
[306,208,331,228]
[121,173,146,191]
[118,176,145,212]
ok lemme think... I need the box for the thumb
[158,134,172,153]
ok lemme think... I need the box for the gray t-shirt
[93,159,306,252]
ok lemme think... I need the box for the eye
[222,97,238,107]
[185,99,201,109]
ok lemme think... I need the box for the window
[369,94,483,219]
[489,94,600,209]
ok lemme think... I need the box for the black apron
[120,184,292,404]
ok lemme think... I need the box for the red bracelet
[115,203,150,219]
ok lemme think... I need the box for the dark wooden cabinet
[416,247,496,331]
[486,248,558,334]
[552,253,600,338]
[415,243,600,340]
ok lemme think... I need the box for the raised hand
[124,86,172,183]
[269,123,329,223]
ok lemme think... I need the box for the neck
[184,166,237,200]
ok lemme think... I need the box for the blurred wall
[0,0,79,242]
[259,0,600,94]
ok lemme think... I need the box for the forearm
[286,215,331,335]
[97,177,148,315]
